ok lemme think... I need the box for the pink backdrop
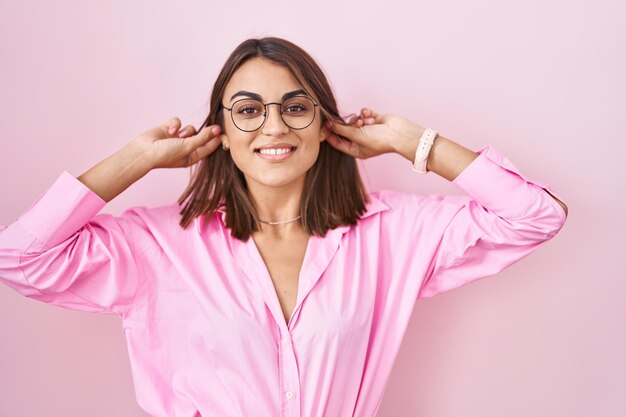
[1,1,624,416]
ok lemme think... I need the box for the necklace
[258,215,302,225]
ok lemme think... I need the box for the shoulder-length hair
[177,36,370,241]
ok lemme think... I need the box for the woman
[0,37,567,417]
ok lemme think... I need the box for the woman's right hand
[130,117,223,169]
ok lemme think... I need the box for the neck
[246,178,304,232]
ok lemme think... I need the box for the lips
[254,143,297,153]
[254,143,297,162]
[255,147,297,155]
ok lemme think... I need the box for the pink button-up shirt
[0,145,567,417]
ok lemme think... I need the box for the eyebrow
[229,89,307,103]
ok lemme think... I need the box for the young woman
[0,37,567,417]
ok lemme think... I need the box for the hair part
[177,36,370,241]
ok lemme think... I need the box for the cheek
[305,134,323,153]
[225,130,252,152]
[229,147,253,171]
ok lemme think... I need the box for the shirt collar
[194,205,226,235]
[361,193,390,219]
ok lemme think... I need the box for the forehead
[224,57,303,100]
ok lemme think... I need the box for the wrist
[121,142,155,174]
[77,144,152,203]
[394,123,426,162]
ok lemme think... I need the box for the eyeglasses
[220,95,319,132]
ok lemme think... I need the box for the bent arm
[77,142,152,202]
[0,143,154,317]
[394,129,568,217]
[416,142,568,298]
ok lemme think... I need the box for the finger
[326,119,362,142]
[167,117,182,135]
[360,108,383,123]
[183,124,221,153]
[341,113,357,124]
[187,136,222,165]
[177,126,188,137]
[325,132,358,157]
[177,124,197,137]
[343,114,369,127]
[360,108,379,118]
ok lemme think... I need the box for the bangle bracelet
[411,128,438,174]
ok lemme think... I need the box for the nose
[261,103,289,136]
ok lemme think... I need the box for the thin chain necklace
[258,215,302,225]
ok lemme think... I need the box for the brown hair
[177,36,370,241]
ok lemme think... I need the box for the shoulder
[119,201,180,220]
[367,189,454,212]
[365,189,472,224]
[115,202,186,234]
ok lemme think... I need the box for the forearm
[393,125,478,182]
[393,124,568,216]
[425,135,479,181]
[77,144,152,203]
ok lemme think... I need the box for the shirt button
[285,391,294,399]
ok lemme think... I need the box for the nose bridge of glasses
[263,101,284,115]
[263,101,288,126]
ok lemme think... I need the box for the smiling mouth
[254,147,297,155]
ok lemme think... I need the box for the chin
[244,172,309,190]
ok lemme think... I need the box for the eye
[238,106,259,115]
[282,96,314,114]
[285,104,306,113]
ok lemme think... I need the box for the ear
[220,133,230,149]
[319,123,330,143]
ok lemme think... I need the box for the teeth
[257,147,293,155]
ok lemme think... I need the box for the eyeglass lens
[230,96,315,131]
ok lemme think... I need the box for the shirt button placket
[280,332,301,417]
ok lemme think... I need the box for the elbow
[544,189,568,219]
[495,195,568,243]
[527,189,567,239]
[533,196,568,239]
[558,200,568,218]
[548,196,568,238]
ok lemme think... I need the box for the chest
[252,233,309,325]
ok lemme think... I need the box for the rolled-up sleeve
[0,170,147,318]
[417,144,567,298]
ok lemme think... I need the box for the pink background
[1,1,624,416]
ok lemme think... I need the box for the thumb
[326,118,361,141]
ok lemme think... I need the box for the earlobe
[220,134,230,150]
[320,126,330,142]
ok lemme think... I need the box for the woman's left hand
[324,108,424,160]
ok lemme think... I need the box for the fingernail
[212,126,221,135]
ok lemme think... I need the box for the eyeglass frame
[218,95,320,132]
